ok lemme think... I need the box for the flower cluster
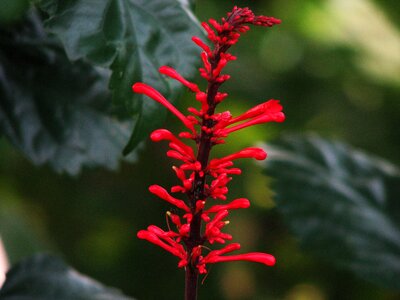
[134,7,283,276]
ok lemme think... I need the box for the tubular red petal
[192,36,212,55]
[212,57,228,78]
[132,83,194,131]
[223,112,285,134]
[204,252,276,266]
[205,198,250,213]
[150,129,194,158]
[167,150,187,161]
[200,52,211,73]
[228,100,282,125]
[172,166,186,181]
[201,22,217,42]
[149,185,190,212]
[159,66,200,92]
[150,129,174,142]
[215,92,228,103]
[137,230,184,258]
[208,243,241,257]
[209,147,267,168]
[206,210,229,232]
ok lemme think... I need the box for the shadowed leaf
[262,134,400,290]
[35,0,204,154]
[0,254,135,299]
[0,11,136,174]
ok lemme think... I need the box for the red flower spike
[132,83,194,132]
[135,6,282,290]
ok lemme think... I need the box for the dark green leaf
[35,0,204,154]
[262,134,400,290]
[0,11,136,174]
[0,254,135,299]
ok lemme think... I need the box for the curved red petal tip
[132,82,146,93]
[269,255,277,266]
[241,148,267,160]
[149,184,167,197]
[231,198,250,209]
[276,112,285,122]
[255,149,267,160]
[150,129,173,142]
[241,253,276,266]
[137,230,145,239]
[192,36,211,54]
[137,230,154,240]
[271,17,281,24]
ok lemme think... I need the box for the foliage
[0,0,203,174]
[0,12,134,174]
[0,0,399,299]
[35,0,203,155]
[0,254,134,299]
[263,134,400,290]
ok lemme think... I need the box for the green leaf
[0,254,135,299]
[262,134,400,290]
[0,11,136,174]
[35,0,204,154]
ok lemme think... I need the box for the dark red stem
[184,75,220,300]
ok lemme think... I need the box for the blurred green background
[1,0,399,299]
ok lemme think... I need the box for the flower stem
[185,263,199,300]
[184,74,221,299]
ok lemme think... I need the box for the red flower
[135,6,282,277]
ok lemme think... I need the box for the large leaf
[0,254,135,299]
[262,134,400,290]
[35,0,204,153]
[0,11,136,174]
